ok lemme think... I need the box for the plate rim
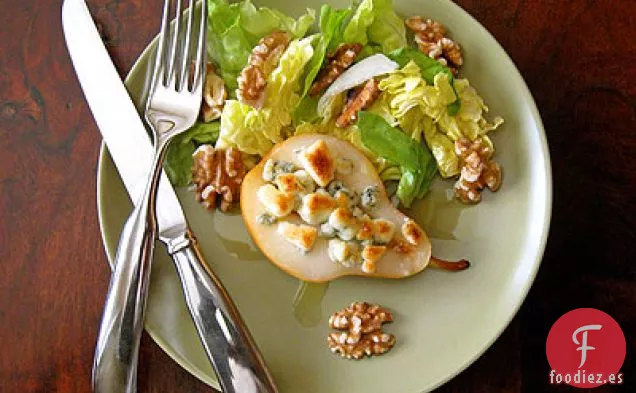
[95,0,553,391]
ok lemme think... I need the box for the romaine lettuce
[358,112,437,207]
[293,5,352,124]
[342,0,374,45]
[302,5,353,96]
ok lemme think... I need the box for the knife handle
[166,230,279,393]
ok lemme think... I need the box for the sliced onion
[317,54,399,116]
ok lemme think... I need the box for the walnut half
[327,302,396,359]
[336,78,380,128]
[327,331,396,360]
[406,16,463,75]
[309,43,363,97]
[192,145,246,211]
[236,31,291,108]
[453,137,502,203]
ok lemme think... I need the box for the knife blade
[62,0,186,240]
[62,1,279,393]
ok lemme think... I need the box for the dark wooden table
[1,0,634,392]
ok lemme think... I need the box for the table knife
[62,1,278,392]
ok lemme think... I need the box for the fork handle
[167,231,279,393]
[92,145,167,393]
[91,195,157,393]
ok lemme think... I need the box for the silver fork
[93,2,279,393]
[92,1,207,392]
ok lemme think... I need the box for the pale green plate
[97,1,552,392]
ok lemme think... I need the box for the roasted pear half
[241,134,433,283]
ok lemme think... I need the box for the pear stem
[430,256,470,271]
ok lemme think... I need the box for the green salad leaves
[378,61,503,178]
[160,0,504,210]
[294,0,405,124]
[302,5,352,97]
[207,0,315,91]
[358,112,437,207]
[217,36,315,156]
[340,0,406,54]
[165,121,220,186]
[388,47,460,115]
[366,0,407,53]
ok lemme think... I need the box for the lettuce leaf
[217,100,274,155]
[358,112,437,206]
[342,0,374,45]
[337,0,406,54]
[263,36,316,134]
[318,90,347,123]
[379,61,457,123]
[294,0,405,122]
[237,1,315,38]
[217,37,315,156]
[378,61,503,177]
[293,5,352,123]
[437,78,504,141]
[367,0,406,53]
[302,5,352,96]
[388,47,449,84]
[293,95,320,125]
[164,121,220,186]
[396,170,417,207]
[207,0,315,90]
[357,44,383,60]
[388,47,460,114]
[295,120,368,155]
[358,113,421,172]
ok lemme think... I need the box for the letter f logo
[572,324,602,368]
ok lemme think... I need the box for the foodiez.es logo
[546,308,626,388]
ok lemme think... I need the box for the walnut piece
[192,145,246,211]
[200,63,227,122]
[405,16,446,42]
[309,43,363,97]
[327,302,395,359]
[236,31,291,108]
[453,137,502,204]
[329,301,393,333]
[327,331,396,360]
[406,16,463,74]
[336,78,380,128]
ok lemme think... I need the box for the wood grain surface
[0,0,634,392]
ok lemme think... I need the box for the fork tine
[191,0,208,93]
[150,0,171,89]
[178,0,197,91]
[166,0,183,87]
